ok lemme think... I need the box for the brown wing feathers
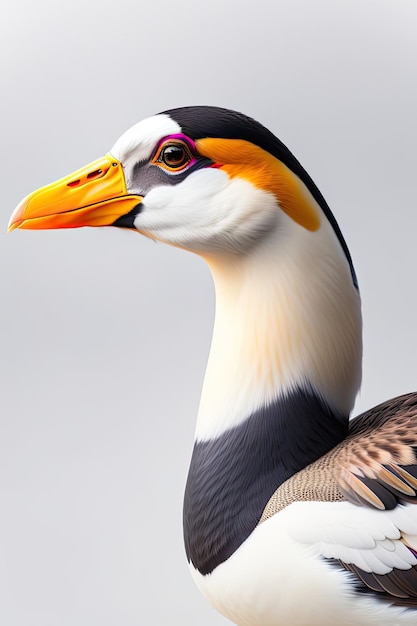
[344,561,417,606]
[336,393,417,510]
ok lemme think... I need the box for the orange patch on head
[196,138,320,232]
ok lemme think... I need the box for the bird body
[9,106,417,625]
[191,497,417,626]
[188,394,417,625]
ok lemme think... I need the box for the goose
[8,106,417,626]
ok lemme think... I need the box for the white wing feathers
[287,501,417,575]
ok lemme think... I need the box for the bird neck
[195,217,362,442]
[184,217,362,574]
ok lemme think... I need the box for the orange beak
[8,154,143,232]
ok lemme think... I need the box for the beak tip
[8,195,29,232]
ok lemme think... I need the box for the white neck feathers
[195,212,362,441]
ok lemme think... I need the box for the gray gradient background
[1,1,417,624]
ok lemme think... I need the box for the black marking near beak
[112,204,143,229]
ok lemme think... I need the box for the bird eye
[154,141,193,172]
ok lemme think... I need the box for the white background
[1,1,417,624]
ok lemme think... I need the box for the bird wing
[335,392,417,510]
[287,500,417,600]
[261,392,417,603]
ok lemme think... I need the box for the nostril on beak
[87,169,103,179]
[66,168,109,188]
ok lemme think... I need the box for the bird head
[8,106,356,285]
